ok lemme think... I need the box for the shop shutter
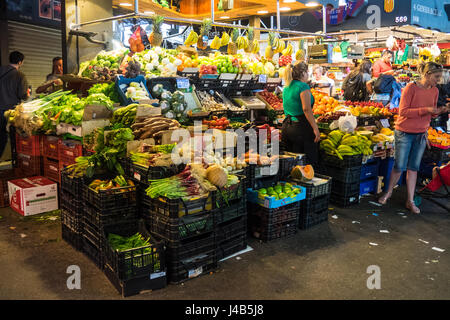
[7,21,62,95]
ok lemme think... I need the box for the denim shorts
[394,130,427,172]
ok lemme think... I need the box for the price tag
[133,172,141,181]
[176,78,190,89]
[380,119,390,128]
[188,267,203,278]
[258,75,267,83]
[150,271,166,280]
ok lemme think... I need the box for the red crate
[42,136,60,159]
[59,140,83,164]
[16,134,41,156]
[43,157,61,183]
[17,153,42,176]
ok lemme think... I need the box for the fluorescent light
[305,2,319,7]
[221,16,230,19]
[280,7,291,11]
[119,2,132,6]
[257,10,269,14]
[283,0,296,3]
[144,11,155,15]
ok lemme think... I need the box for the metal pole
[211,0,214,22]
[134,0,139,14]
[322,5,326,34]
[277,0,281,30]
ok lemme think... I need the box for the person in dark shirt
[436,70,450,131]
[0,51,29,157]
[36,56,64,94]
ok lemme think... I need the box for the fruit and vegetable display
[344,101,393,117]
[256,182,302,201]
[290,165,315,182]
[88,83,120,103]
[78,49,127,80]
[151,86,188,123]
[89,175,134,191]
[320,130,374,159]
[312,89,341,115]
[122,82,151,102]
[427,127,450,148]
[131,47,181,78]
[257,90,283,111]
[316,111,349,123]
[111,104,139,127]
[202,116,230,130]
[131,115,181,140]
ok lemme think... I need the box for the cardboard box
[8,176,58,216]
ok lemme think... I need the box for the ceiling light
[305,2,319,7]
[280,7,291,11]
[221,16,230,19]
[119,2,132,7]
[257,10,269,14]
[283,0,296,3]
[144,11,155,15]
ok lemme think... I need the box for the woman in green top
[282,61,320,165]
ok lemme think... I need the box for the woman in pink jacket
[378,62,448,213]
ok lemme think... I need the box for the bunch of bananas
[210,35,221,50]
[237,35,249,50]
[185,30,199,46]
[320,130,373,160]
[220,32,230,47]
[273,37,285,54]
[282,42,293,56]
[251,39,260,54]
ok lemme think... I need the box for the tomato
[212,116,218,120]
[224,120,230,126]
[221,117,227,121]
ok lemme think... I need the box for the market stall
[1,0,449,298]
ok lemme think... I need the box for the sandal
[406,201,420,214]
[378,192,392,205]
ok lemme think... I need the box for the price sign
[258,75,267,83]
[176,78,190,89]
[380,119,390,128]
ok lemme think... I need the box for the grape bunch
[125,60,145,78]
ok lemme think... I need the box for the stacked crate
[292,174,332,229]
[214,176,248,261]
[15,133,42,177]
[58,139,83,179]
[141,191,217,284]
[317,153,362,207]
[42,135,61,183]
[60,168,84,251]
[359,158,381,196]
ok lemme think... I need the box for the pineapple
[227,28,239,55]
[265,32,275,60]
[197,18,212,50]
[245,27,254,53]
[149,15,164,47]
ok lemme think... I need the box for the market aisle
[0,188,448,300]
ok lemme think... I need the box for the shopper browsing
[281,61,320,165]
[0,51,29,157]
[378,62,449,214]
[342,59,373,102]
[36,57,64,94]
[312,66,335,88]
[372,50,395,78]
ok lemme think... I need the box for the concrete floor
[0,187,448,300]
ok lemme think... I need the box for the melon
[291,165,314,181]
[206,164,228,188]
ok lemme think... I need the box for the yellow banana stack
[237,35,249,50]
[184,30,199,46]
[274,38,285,54]
[251,39,260,54]
[320,130,374,160]
[282,42,293,56]
[220,32,230,47]
[210,35,221,50]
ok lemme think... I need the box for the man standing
[36,56,64,94]
[0,51,30,158]
[372,50,395,78]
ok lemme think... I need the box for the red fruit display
[278,55,293,67]
[258,90,283,111]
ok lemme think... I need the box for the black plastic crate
[84,204,137,230]
[60,168,84,198]
[278,155,307,180]
[167,250,218,284]
[248,201,300,226]
[60,191,83,215]
[357,116,376,126]
[289,174,332,199]
[83,178,137,212]
[82,236,104,270]
[144,209,216,242]
[423,146,450,163]
[217,233,247,261]
[147,77,181,93]
[216,215,247,244]
[103,264,166,297]
[331,179,360,197]
[128,162,184,183]
[213,175,246,208]
[330,192,360,207]
[299,208,329,230]
[82,215,103,250]
[162,231,216,264]
[247,165,279,190]
[300,194,330,215]
[195,77,220,91]
[102,220,166,283]
[142,193,214,219]
[319,152,363,168]
[317,165,361,184]
[250,219,298,242]
[61,208,83,234]
[227,109,250,122]
[61,224,83,251]
[215,198,246,225]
